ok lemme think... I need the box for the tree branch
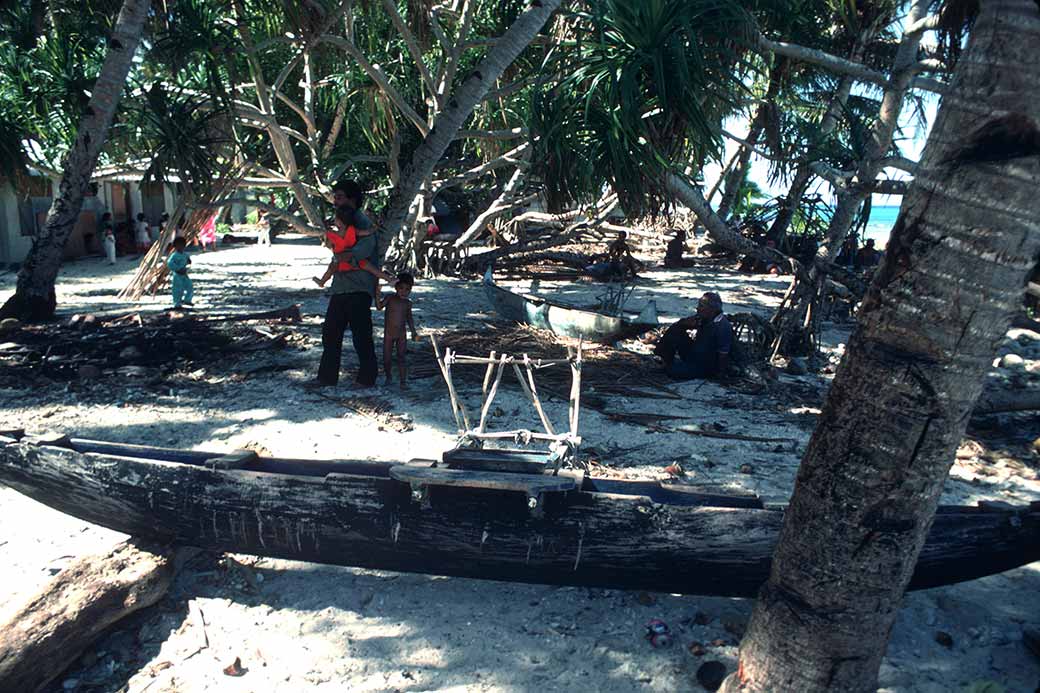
[381,0,438,98]
[382,0,563,245]
[432,141,531,192]
[904,13,942,36]
[271,0,352,94]
[881,156,919,174]
[456,127,527,140]
[190,198,324,236]
[320,34,430,136]
[454,155,531,247]
[757,34,947,95]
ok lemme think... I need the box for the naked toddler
[379,273,419,388]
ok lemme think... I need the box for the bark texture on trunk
[0,0,149,322]
[380,0,562,250]
[721,1,1040,691]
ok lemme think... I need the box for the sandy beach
[1,238,1038,692]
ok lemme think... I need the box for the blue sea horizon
[864,205,901,248]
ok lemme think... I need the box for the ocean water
[864,205,901,248]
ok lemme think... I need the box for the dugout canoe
[0,432,1038,598]
[483,267,658,342]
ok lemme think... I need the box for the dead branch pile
[0,307,302,386]
[412,324,680,405]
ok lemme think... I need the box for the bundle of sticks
[120,166,246,300]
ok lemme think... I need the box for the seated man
[653,292,733,380]
[606,230,639,277]
[855,238,882,269]
[663,228,688,268]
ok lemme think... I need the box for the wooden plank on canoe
[442,447,550,474]
[205,450,258,470]
[23,432,71,448]
[389,465,575,495]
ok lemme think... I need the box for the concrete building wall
[0,182,32,266]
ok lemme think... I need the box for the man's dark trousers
[318,292,377,386]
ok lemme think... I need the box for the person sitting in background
[653,292,733,380]
[836,237,858,267]
[608,230,640,277]
[664,228,689,268]
[855,238,881,268]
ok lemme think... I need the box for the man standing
[314,180,380,388]
[653,292,733,379]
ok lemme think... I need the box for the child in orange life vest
[313,206,393,287]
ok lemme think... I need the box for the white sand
[1,239,1038,692]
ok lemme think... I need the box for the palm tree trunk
[380,0,562,260]
[720,2,1040,691]
[0,0,150,322]
[716,117,765,221]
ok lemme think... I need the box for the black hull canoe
[482,268,658,343]
[0,435,1037,598]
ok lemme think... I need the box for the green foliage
[731,177,767,219]
[129,84,236,193]
[531,0,754,216]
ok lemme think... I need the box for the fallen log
[201,304,302,324]
[974,388,1040,415]
[0,539,185,692]
[494,250,592,270]
[461,232,579,271]
[660,424,800,449]
[1011,312,1040,332]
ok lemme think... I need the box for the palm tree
[719,1,1040,690]
[0,0,151,321]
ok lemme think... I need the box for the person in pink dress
[196,213,218,252]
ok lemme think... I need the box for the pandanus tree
[0,0,151,321]
[720,0,1040,689]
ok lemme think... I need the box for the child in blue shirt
[167,237,194,308]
